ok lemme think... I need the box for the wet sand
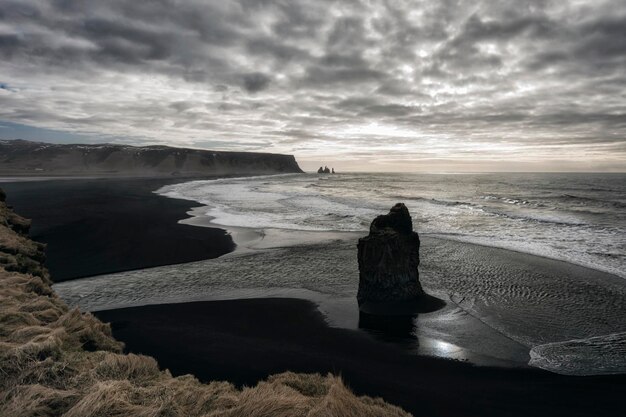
[0,177,235,281]
[95,297,626,417]
[54,234,626,373]
[5,176,626,415]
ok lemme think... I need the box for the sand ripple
[54,236,626,375]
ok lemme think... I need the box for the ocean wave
[443,240,615,280]
[391,195,480,208]
[401,195,588,226]
[480,193,626,212]
[561,194,626,209]
[487,210,588,226]
[157,173,625,280]
[529,332,626,376]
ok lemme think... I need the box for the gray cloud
[242,72,271,93]
[0,0,624,170]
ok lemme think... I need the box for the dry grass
[0,191,412,417]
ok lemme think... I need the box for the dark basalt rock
[357,203,423,313]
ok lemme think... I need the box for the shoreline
[4,173,619,283]
[53,232,626,374]
[154,174,625,280]
[0,176,239,281]
[4,175,623,375]
[1,190,404,417]
[94,297,626,417]
[3,176,626,415]
[145,193,626,375]
[177,204,364,256]
[162,188,626,280]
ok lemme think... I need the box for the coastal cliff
[0,190,409,416]
[0,139,303,177]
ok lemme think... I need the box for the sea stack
[357,203,423,313]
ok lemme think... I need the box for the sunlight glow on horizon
[0,0,624,172]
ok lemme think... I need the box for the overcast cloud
[0,0,625,171]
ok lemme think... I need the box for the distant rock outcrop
[357,203,423,312]
[0,139,304,177]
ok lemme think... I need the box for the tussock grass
[0,192,412,416]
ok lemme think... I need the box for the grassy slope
[0,189,410,417]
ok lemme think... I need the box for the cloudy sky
[0,0,625,172]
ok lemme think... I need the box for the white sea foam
[46,172,626,376]
[157,173,626,279]
[55,236,626,374]
[529,332,626,375]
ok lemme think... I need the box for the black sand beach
[0,178,235,281]
[5,176,626,417]
[95,298,626,417]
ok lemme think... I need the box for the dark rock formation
[317,166,324,173]
[324,166,331,174]
[357,203,423,312]
[0,139,303,177]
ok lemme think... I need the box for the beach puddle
[55,236,626,375]
[529,332,626,376]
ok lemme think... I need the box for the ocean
[158,172,626,279]
[54,172,626,376]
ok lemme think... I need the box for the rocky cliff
[0,139,303,177]
[0,189,409,417]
